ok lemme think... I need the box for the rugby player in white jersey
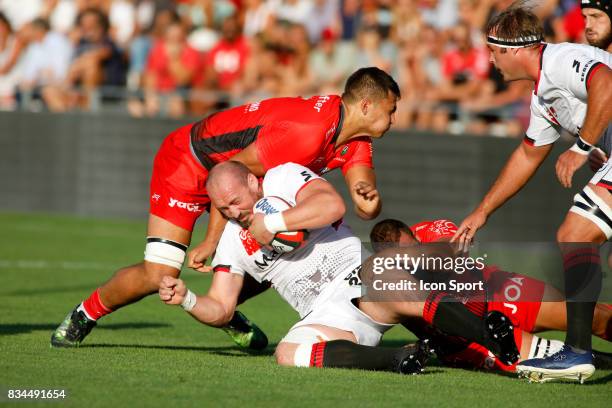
[158,161,520,372]
[452,4,612,382]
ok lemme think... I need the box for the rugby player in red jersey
[51,67,400,348]
[370,218,611,372]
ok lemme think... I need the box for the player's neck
[335,102,364,146]
[523,44,544,82]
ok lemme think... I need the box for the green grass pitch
[1,212,610,407]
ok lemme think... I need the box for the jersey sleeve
[262,163,323,205]
[524,94,562,146]
[211,224,247,277]
[255,121,325,171]
[341,138,374,175]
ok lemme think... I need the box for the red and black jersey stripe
[586,62,605,91]
[190,120,263,170]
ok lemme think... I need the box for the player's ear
[360,98,371,116]
[247,172,259,193]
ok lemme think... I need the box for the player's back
[189,95,342,169]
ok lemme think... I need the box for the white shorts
[281,278,394,347]
[589,158,612,189]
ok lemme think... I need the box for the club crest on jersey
[254,198,280,215]
[341,145,349,156]
[239,229,261,255]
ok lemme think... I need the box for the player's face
[487,44,521,81]
[366,91,398,138]
[583,9,612,50]
[212,174,261,228]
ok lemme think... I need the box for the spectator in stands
[353,23,396,75]
[0,12,24,109]
[275,22,313,96]
[43,7,126,111]
[422,21,489,132]
[129,21,200,118]
[242,0,275,38]
[309,27,356,94]
[18,18,73,109]
[178,0,236,31]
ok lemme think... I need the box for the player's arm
[249,164,346,245]
[159,271,243,327]
[452,141,553,243]
[344,165,381,220]
[556,66,612,188]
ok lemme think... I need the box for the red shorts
[483,267,546,333]
[149,124,210,231]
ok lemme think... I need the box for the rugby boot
[396,339,433,375]
[221,310,268,350]
[483,311,520,366]
[517,345,595,384]
[50,306,96,348]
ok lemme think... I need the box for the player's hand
[556,149,588,188]
[450,210,487,253]
[249,213,274,248]
[354,181,379,201]
[588,147,607,173]
[187,240,217,273]
[159,276,187,305]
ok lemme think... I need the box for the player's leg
[360,292,520,366]
[275,324,430,374]
[51,214,192,348]
[517,182,611,383]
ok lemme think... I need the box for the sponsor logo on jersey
[168,198,201,212]
[151,193,161,202]
[245,102,261,112]
[313,95,331,112]
[254,198,279,215]
[239,228,261,255]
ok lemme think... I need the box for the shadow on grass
[0,322,172,336]
[83,343,274,356]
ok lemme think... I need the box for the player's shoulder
[264,162,311,181]
[544,43,611,73]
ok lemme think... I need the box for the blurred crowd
[0,0,591,136]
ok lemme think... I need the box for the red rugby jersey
[189,95,373,175]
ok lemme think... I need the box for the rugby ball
[253,196,309,253]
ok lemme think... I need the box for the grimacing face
[583,8,612,49]
[366,91,398,138]
[210,174,261,228]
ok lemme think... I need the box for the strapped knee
[570,187,612,239]
[144,237,187,270]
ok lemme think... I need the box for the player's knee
[274,343,298,367]
[143,237,187,287]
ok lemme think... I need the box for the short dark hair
[31,18,50,32]
[77,8,110,33]
[370,218,415,252]
[0,12,12,33]
[485,1,543,46]
[342,67,401,104]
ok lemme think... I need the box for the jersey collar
[534,43,547,96]
[331,102,345,146]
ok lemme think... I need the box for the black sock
[562,245,602,351]
[315,340,406,371]
[432,298,485,344]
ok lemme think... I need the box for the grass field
[1,212,611,407]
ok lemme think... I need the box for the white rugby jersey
[524,42,611,147]
[211,162,364,318]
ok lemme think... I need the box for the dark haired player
[51,67,400,349]
[371,218,611,373]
